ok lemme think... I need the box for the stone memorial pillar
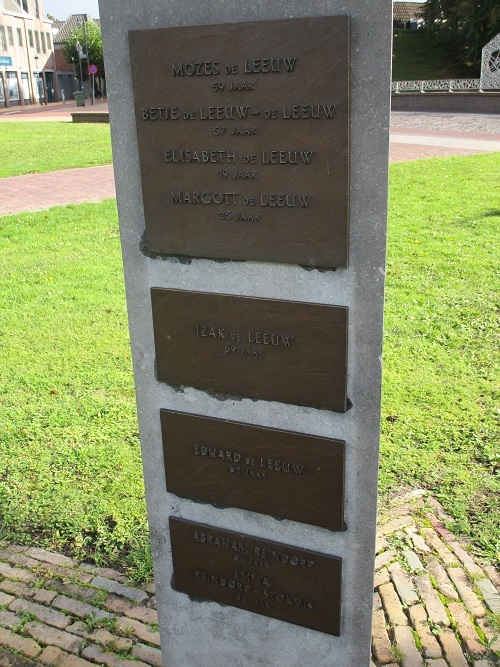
[99,1,392,664]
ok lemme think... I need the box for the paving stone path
[371,491,499,667]
[0,491,498,666]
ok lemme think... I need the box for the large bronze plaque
[161,410,346,530]
[169,517,342,635]
[129,16,350,267]
[151,288,348,411]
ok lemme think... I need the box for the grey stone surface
[476,578,500,613]
[99,0,392,665]
[90,576,148,604]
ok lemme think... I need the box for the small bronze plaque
[151,288,348,411]
[161,410,346,530]
[169,517,342,635]
[129,16,350,267]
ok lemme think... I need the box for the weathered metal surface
[169,516,342,635]
[151,288,348,411]
[161,410,346,530]
[129,16,350,267]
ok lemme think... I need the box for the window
[34,0,39,18]
[23,0,29,12]
[7,26,14,46]
[34,30,40,53]
[17,27,23,46]
[21,72,29,100]
[0,26,7,51]
[45,32,50,49]
[6,72,19,101]
[41,31,45,53]
[28,29,33,48]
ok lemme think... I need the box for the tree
[62,21,105,82]
[423,0,500,67]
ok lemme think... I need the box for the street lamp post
[34,55,41,105]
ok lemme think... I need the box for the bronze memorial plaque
[129,16,350,267]
[169,516,342,635]
[151,288,348,411]
[161,410,346,531]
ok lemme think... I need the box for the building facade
[52,14,99,101]
[0,0,54,106]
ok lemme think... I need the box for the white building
[0,0,54,106]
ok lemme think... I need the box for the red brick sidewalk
[0,141,496,217]
[0,166,116,217]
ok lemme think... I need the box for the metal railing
[392,79,481,93]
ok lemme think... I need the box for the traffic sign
[88,64,98,75]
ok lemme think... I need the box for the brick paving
[0,492,498,666]
[0,166,116,217]
[372,491,500,667]
[0,547,159,666]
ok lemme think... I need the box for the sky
[43,0,99,21]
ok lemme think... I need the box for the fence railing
[392,79,481,93]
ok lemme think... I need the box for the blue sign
[0,56,13,67]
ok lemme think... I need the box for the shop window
[21,72,29,100]
[17,28,23,46]
[6,72,20,101]
[7,26,14,46]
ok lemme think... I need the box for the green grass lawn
[0,154,498,580]
[392,30,480,80]
[0,200,150,581]
[0,122,112,177]
[383,154,499,564]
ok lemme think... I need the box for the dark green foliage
[62,21,105,80]
[392,29,479,80]
[423,0,500,67]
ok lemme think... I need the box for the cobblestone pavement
[391,112,500,135]
[0,491,498,666]
[390,111,500,163]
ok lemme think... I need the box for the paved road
[0,104,498,216]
